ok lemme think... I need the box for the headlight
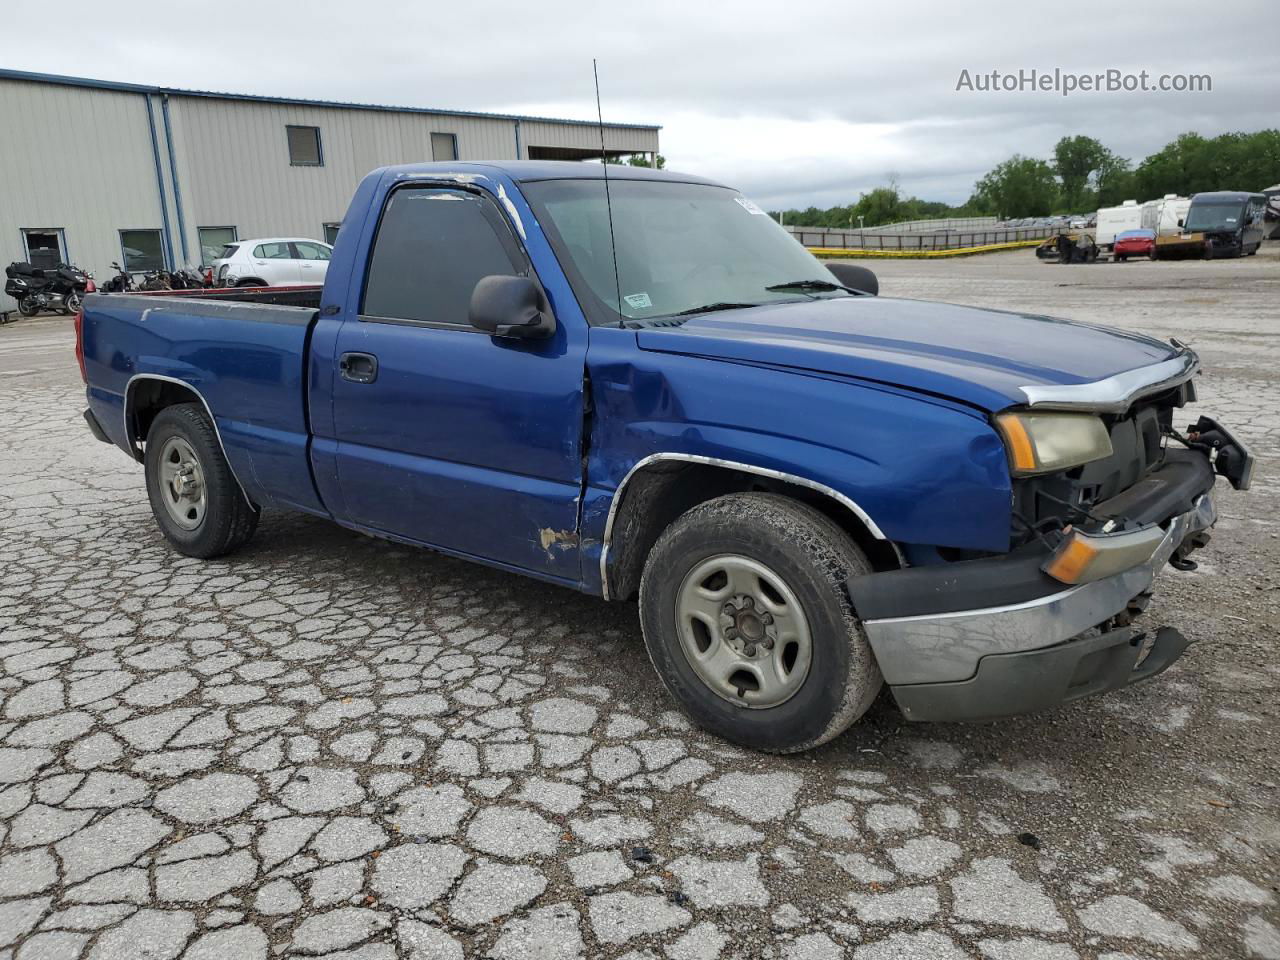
[995,411,1113,476]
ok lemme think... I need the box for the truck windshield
[1184,202,1245,232]
[521,178,848,325]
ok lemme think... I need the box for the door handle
[339,352,378,384]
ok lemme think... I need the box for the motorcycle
[169,266,209,290]
[139,269,172,291]
[4,262,93,317]
[102,262,136,293]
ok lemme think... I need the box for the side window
[294,241,331,261]
[362,188,523,325]
[254,242,292,259]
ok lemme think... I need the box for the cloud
[2,0,1273,207]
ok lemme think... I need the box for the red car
[1113,228,1156,261]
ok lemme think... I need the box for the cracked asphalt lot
[2,248,1278,959]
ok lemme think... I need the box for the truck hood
[635,296,1179,412]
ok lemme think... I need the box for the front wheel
[144,403,258,558]
[639,493,882,753]
[65,290,84,313]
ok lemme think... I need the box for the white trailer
[1095,200,1143,249]
[1141,195,1191,236]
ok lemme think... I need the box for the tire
[235,278,266,288]
[638,493,882,753]
[144,403,258,558]
[17,297,41,317]
[65,290,83,313]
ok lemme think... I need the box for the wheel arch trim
[598,452,889,601]
[123,373,253,506]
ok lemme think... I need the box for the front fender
[581,327,1011,594]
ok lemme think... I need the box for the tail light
[204,267,213,287]
[74,309,87,383]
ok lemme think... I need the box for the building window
[430,132,458,161]
[323,222,341,245]
[21,229,66,268]
[287,125,323,166]
[120,230,166,272]
[197,226,237,266]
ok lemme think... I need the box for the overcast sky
[5,0,1275,210]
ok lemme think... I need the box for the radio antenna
[593,59,624,326]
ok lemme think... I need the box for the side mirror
[824,262,879,296]
[469,275,556,340]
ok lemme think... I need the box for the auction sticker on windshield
[735,196,766,215]
[624,292,653,309]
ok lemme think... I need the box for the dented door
[320,184,587,582]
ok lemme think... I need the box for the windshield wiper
[669,301,762,317]
[765,279,861,295]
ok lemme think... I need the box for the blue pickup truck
[77,162,1253,752]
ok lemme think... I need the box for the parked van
[1141,195,1191,236]
[1182,191,1268,258]
[1094,200,1143,249]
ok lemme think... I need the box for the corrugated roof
[0,67,661,131]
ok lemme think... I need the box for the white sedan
[212,237,332,287]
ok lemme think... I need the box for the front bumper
[851,452,1221,722]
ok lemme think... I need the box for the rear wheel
[17,297,41,317]
[144,403,258,558]
[639,493,882,753]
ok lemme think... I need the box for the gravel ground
[1,247,1277,960]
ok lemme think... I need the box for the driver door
[320,185,588,581]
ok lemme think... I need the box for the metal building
[0,69,660,280]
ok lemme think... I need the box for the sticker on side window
[734,196,766,215]
[623,292,653,309]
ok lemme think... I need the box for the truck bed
[81,289,326,515]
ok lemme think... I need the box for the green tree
[605,153,666,168]
[1134,130,1280,197]
[970,155,1058,218]
[1053,136,1108,210]
[1093,150,1134,207]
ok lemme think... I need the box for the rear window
[218,244,239,260]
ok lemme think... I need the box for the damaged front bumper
[850,448,1226,722]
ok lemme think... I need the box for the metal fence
[862,216,1001,233]
[786,225,1056,251]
